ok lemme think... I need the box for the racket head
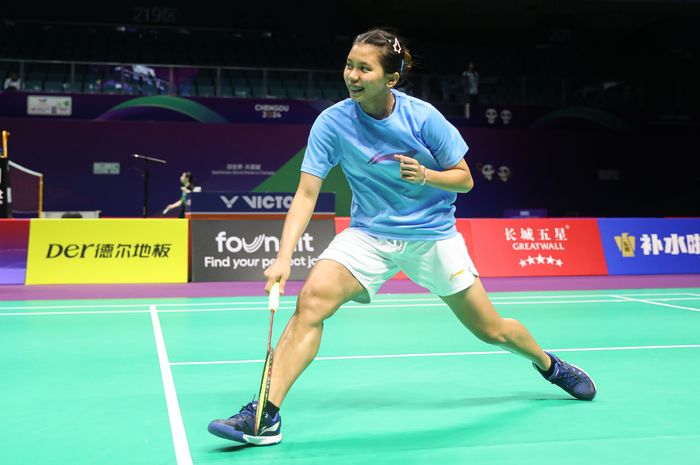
[253,281,280,435]
[254,350,273,435]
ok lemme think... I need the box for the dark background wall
[1,114,696,218]
[1,1,698,218]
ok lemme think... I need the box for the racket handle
[269,282,280,311]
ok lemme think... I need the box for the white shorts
[317,228,479,303]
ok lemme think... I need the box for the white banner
[27,95,72,116]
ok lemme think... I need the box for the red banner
[0,219,30,284]
[468,219,608,277]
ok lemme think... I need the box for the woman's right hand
[264,258,291,295]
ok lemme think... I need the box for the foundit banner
[190,219,335,281]
[25,219,188,284]
[468,219,608,277]
[598,218,700,275]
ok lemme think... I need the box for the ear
[386,72,400,88]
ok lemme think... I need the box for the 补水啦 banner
[598,218,700,275]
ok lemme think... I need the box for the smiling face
[344,43,399,118]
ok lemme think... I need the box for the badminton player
[209,28,596,446]
[162,171,198,218]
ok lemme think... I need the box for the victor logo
[220,195,239,208]
[219,195,293,210]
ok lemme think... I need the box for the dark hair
[353,28,413,81]
[182,171,195,186]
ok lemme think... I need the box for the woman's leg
[268,259,365,406]
[440,278,551,370]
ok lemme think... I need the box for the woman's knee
[296,280,339,324]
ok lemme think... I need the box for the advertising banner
[468,219,608,277]
[190,219,336,281]
[0,219,30,284]
[188,192,335,219]
[25,219,188,284]
[598,218,700,275]
[27,95,72,116]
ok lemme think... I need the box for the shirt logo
[367,149,417,165]
[449,269,465,281]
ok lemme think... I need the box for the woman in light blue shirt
[208,28,597,446]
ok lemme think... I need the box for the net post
[1,130,9,159]
[39,175,44,218]
[0,130,11,218]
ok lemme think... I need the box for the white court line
[2,295,699,317]
[0,309,150,317]
[612,295,700,313]
[0,303,152,311]
[149,305,192,465]
[484,292,695,300]
[4,297,698,317]
[0,299,641,317]
[158,299,629,313]
[0,291,693,311]
[169,344,700,366]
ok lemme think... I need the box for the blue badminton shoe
[535,352,597,400]
[208,400,282,446]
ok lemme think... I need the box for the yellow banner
[26,219,188,284]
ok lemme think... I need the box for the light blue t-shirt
[301,89,469,240]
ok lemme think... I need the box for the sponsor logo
[505,226,569,267]
[367,149,417,164]
[259,421,280,435]
[45,243,172,259]
[206,232,318,271]
[614,232,635,257]
[219,194,294,210]
[449,269,465,281]
[614,232,700,257]
[215,232,314,254]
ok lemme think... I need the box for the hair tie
[391,37,401,54]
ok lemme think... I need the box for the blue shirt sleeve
[301,112,340,179]
[421,106,469,168]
